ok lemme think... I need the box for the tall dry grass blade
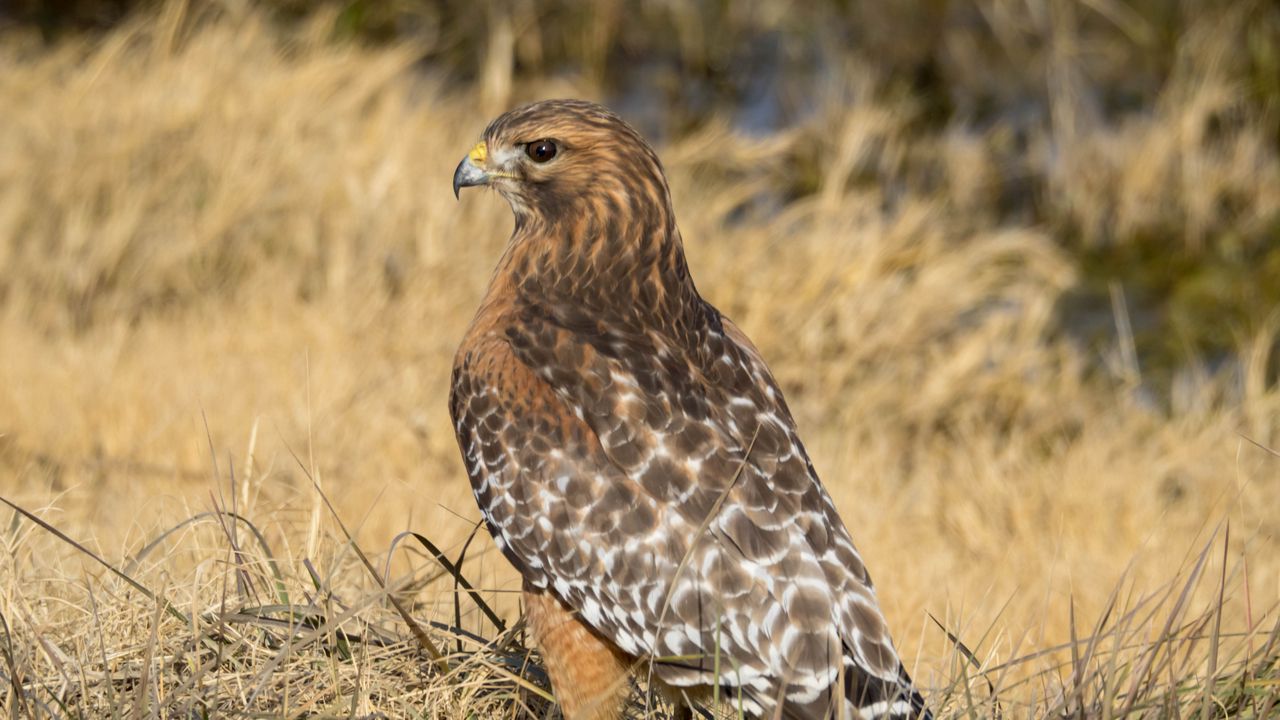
[1201,524,1229,719]
[131,589,165,720]
[931,615,977,718]
[1118,531,1218,716]
[213,463,255,603]
[199,410,220,482]
[85,583,119,720]
[280,441,449,673]
[239,417,260,512]
[989,590,1151,683]
[23,602,78,714]
[1249,618,1280,716]
[1068,598,1083,720]
[1036,567,1127,717]
[0,608,24,720]
[304,353,322,563]
[209,484,268,608]
[1100,583,1139,720]
[1237,434,1280,459]
[121,511,289,605]
[1243,553,1254,660]
[405,531,506,635]
[450,521,485,654]
[302,557,324,600]
[926,610,1002,719]
[1109,281,1140,387]
[1077,569,1127,715]
[0,495,189,626]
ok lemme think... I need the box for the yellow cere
[468,141,487,166]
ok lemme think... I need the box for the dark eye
[525,140,557,163]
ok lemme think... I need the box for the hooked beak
[452,141,491,199]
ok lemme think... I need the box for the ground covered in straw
[0,3,1277,717]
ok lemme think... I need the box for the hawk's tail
[841,663,931,720]
[842,688,930,720]
[764,664,931,719]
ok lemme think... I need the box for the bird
[450,99,930,720]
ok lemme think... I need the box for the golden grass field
[0,2,1277,717]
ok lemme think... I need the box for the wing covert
[455,300,917,713]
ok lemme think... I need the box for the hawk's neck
[492,206,708,337]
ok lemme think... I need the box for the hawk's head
[454,99,696,318]
[453,99,671,226]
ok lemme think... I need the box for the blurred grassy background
[4,0,1279,381]
[0,0,1277,716]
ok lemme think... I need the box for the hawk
[450,99,929,720]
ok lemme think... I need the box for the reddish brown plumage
[524,584,632,720]
[450,100,929,719]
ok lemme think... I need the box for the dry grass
[0,2,1277,717]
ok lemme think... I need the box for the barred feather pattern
[450,100,930,720]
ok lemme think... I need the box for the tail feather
[747,664,930,719]
[841,662,931,720]
[844,687,931,720]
